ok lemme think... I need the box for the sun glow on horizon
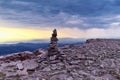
[0,27,73,43]
[1,26,119,43]
[0,27,53,43]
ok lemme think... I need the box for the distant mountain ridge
[0,38,84,44]
[0,38,83,55]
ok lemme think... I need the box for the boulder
[23,60,38,70]
[16,61,24,70]
[34,49,46,56]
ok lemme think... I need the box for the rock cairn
[48,29,60,60]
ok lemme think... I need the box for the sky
[0,0,120,43]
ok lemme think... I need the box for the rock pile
[47,29,62,61]
[48,29,59,56]
[0,38,120,80]
[0,51,34,63]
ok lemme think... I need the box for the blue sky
[0,0,120,43]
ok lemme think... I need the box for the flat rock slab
[23,59,38,70]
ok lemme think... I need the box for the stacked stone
[48,29,59,57]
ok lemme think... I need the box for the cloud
[0,0,120,34]
[10,0,33,6]
[59,26,120,39]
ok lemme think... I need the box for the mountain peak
[0,39,120,80]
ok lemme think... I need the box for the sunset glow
[0,27,74,43]
[0,27,52,43]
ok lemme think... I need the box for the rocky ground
[0,39,120,80]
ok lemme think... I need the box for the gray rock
[42,66,51,71]
[23,60,38,70]
[16,61,24,70]
[0,39,120,80]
